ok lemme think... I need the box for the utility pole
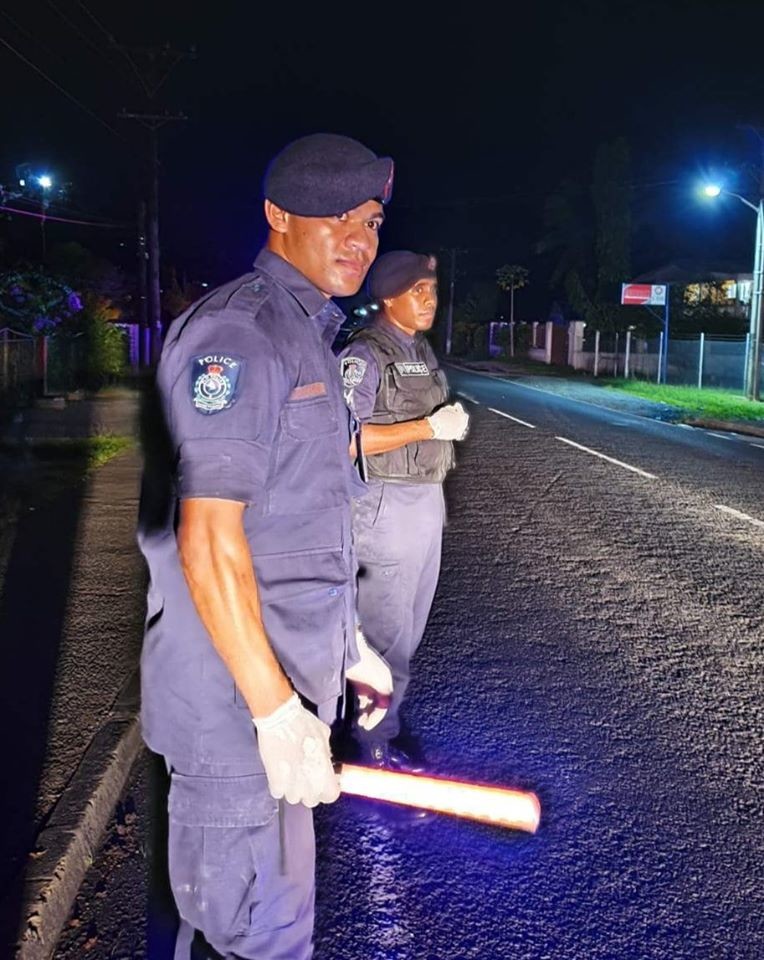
[120,111,185,364]
[137,201,149,366]
[445,248,456,355]
[753,131,764,400]
[749,200,763,401]
[739,123,764,401]
[117,42,193,365]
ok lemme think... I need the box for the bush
[73,295,126,390]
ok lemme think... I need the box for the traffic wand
[338,764,541,834]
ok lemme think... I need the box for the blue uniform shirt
[138,249,365,775]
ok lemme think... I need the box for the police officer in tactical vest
[338,250,469,776]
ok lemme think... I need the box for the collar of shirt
[374,315,420,349]
[254,249,345,344]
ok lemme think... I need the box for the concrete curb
[13,671,143,960]
[684,418,764,438]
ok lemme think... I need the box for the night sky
[3,0,764,311]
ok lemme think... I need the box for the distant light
[38,175,53,190]
[703,184,722,198]
[19,178,26,187]
[200,282,209,288]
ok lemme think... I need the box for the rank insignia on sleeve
[341,356,367,388]
[190,354,243,414]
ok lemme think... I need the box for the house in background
[632,261,752,322]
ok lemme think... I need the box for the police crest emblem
[341,356,367,389]
[191,354,243,414]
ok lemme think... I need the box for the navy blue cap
[263,133,394,217]
[368,251,438,300]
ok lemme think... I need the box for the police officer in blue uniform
[138,133,395,960]
[338,251,469,772]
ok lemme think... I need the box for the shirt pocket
[281,395,338,440]
[268,396,345,515]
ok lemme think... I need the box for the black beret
[263,133,394,217]
[368,251,438,300]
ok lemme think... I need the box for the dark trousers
[166,765,315,960]
[352,481,445,741]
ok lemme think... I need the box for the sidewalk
[2,387,140,441]
[450,359,764,437]
[0,391,146,958]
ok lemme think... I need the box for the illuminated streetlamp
[703,183,763,401]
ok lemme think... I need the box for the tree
[449,281,500,357]
[0,248,128,392]
[670,282,749,337]
[162,266,194,320]
[0,267,83,335]
[79,293,127,389]
[496,264,529,356]
[539,139,654,335]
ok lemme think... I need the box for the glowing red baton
[338,764,540,834]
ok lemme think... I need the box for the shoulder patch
[341,356,368,388]
[190,353,244,414]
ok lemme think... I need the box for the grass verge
[604,380,764,421]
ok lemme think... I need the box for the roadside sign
[621,283,667,306]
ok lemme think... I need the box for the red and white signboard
[621,283,667,306]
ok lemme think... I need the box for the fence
[667,335,749,390]
[0,324,137,410]
[567,321,760,389]
[0,328,37,408]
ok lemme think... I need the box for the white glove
[345,626,393,731]
[252,693,340,807]
[426,401,469,441]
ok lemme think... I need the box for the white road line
[713,504,764,529]
[488,407,536,429]
[708,432,734,441]
[748,441,764,450]
[555,436,658,480]
[457,392,479,404]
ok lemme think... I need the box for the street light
[703,183,763,401]
[37,174,53,190]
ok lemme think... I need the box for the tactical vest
[348,322,454,484]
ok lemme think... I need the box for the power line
[0,32,130,145]
[76,0,117,45]
[8,194,125,225]
[47,0,132,83]
[75,0,150,96]
[1,9,69,68]
[0,204,128,228]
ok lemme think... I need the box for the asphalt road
[55,371,764,960]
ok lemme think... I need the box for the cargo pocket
[167,773,306,943]
[356,560,404,656]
